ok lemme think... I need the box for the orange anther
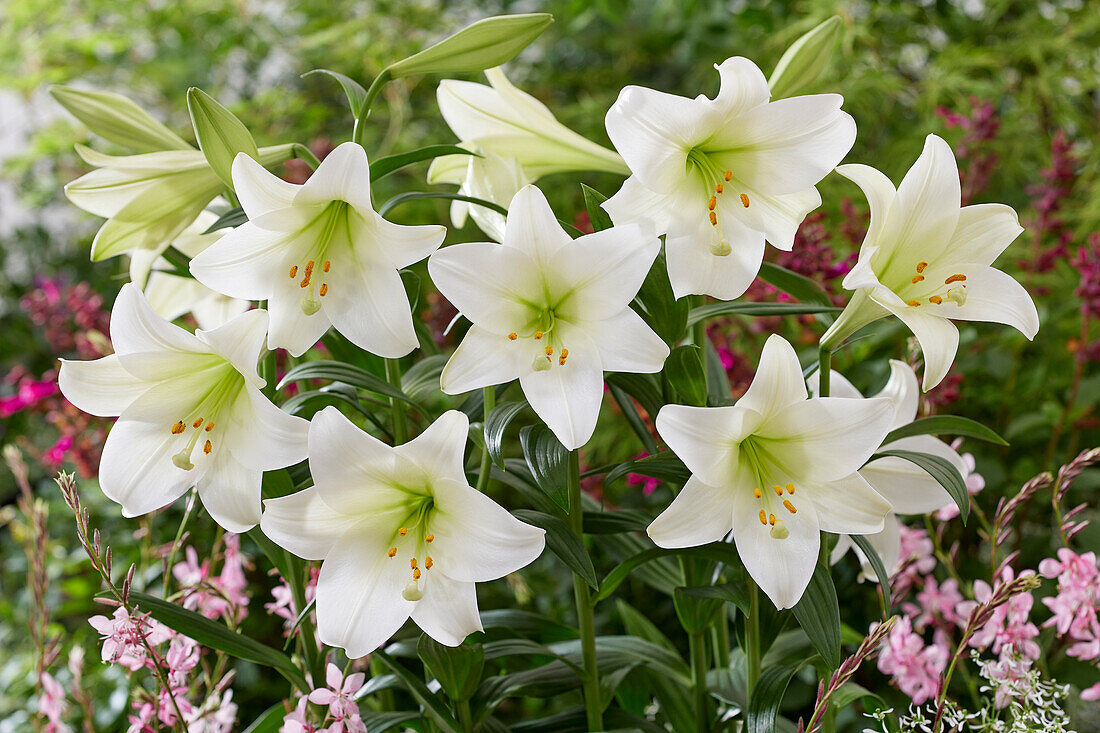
[916,261,928,273]
[410,558,418,569]
[387,547,397,558]
[508,332,518,340]
[193,418,204,428]
[413,568,421,580]
[709,211,718,226]
[758,509,768,525]
[708,196,717,211]
[753,488,762,498]
[204,422,215,432]
[322,260,331,273]
[783,499,797,514]
[289,265,298,278]
[534,331,543,340]
[425,534,434,543]
[715,183,724,194]
[171,421,185,434]
[907,299,922,307]
[929,295,944,305]
[425,557,433,569]
[319,283,328,297]
[203,440,212,455]
[911,274,925,284]
[740,193,750,208]
[398,527,407,536]
[723,170,733,181]
[945,274,967,284]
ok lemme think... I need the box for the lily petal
[393,411,470,484]
[709,56,771,120]
[550,224,660,321]
[307,406,406,515]
[195,309,268,387]
[945,203,1023,268]
[427,242,541,335]
[862,434,963,514]
[110,283,205,357]
[196,450,262,532]
[58,354,148,417]
[889,134,961,266]
[439,325,525,395]
[261,488,360,561]
[943,265,1039,339]
[99,409,195,518]
[225,384,309,471]
[874,291,961,391]
[835,163,897,254]
[875,360,921,429]
[736,334,809,420]
[656,404,760,488]
[232,153,299,218]
[582,308,670,374]
[665,216,765,300]
[805,472,889,535]
[647,475,734,548]
[501,186,573,266]
[323,254,418,358]
[266,265,332,357]
[295,142,373,213]
[411,572,483,647]
[518,330,605,450]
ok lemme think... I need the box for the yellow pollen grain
[708,196,717,211]
[558,347,569,366]
[715,183,724,194]
[413,568,421,580]
[786,483,795,495]
[709,211,718,226]
[319,283,328,297]
[773,484,784,496]
[425,557,433,569]
[758,509,767,525]
[916,261,928,273]
[907,299,922,307]
[425,533,434,543]
[753,488,762,498]
[398,527,407,536]
[508,332,518,340]
[300,260,314,288]
[193,417,204,429]
[945,273,967,284]
[740,193,750,208]
[204,422,215,432]
[322,260,331,273]
[534,331,543,340]
[783,499,797,514]
[387,547,397,558]
[545,345,553,356]
[171,421,185,434]
[203,440,212,455]
[769,513,776,525]
[929,295,943,305]
[911,274,925,284]
[723,170,733,182]
[410,558,417,569]
[288,265,298,278]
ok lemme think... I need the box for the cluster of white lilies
[55,28,1037,660]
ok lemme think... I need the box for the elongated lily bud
[187,87,260,190]
[49,86,192,153]
[767,16,843,99]
[388,13,553,78]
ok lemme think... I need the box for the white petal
[427,242,541,334]
[655,404,760,489]
[889,134,961,264]
[261,487,360,561]
[232,153,300,218]
[945,203,1023,268]
[266,265,332,357]
[735,186,822,251]
[874,360,921,429]
[806,472,889,535]
[64,166,156,218]
[393,411,470,484]
[874,292,961,391]
[601,175,688,236]
[835,163,897,250]
[437,77,552,141]
[862,435,963,514]
[427,478,545,583]
[109,283,205,357]
[58,355,148,417]
[735,334,809,419]
[501,186,573,266]
[196,450,262,532]
[188,217,294,301]
[322,256,418,358]
[518,333,606,450]
[647,475,734,548]
[731,477,820,609]
[411,573,483,647]
[99,406,196,517]
[665,216,765,300]
[366,214,446,270]
[757,396,894,481]
[944,265,1039,339]
[90,175,215,261]
[582,309,669,374]
[307,406,407,515]
[315,522,415,658]
[805,366,863,400]
[195,309,268,387]
[550,224,661,321]
[296,142,372,212]
[225,384,309,471]
[439,326,525,395]
[709,57,771,118]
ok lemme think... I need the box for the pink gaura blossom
[172,534,252,621]
[876,616,948,704]
[1039,548,1099,663]
[905,577,966,631]
[958,569,1041,660]
[308,663,365,722]
[88,607,171,670]
[892,524,937,597]
[38,671,72,733]
[626,453,659,496]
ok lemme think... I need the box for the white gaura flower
[65,143,294,262]
[132,212,250,330]
[260,407,545,656]
[57,284,308,531]
[602,56,856,300]
[647,334,894,609]
[189,142,446,358]
[428,185,669,450]
[820,134,1039,390]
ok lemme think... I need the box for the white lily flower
[189,142,446,358]
[57,284,308,531]
[428,185,669,450]
[809,359,967,515]
[442,149,529,243]
[65,143,294,262]
[260,407,545,656]
[601,56,856,300]
[820,134,1039,390]
[647,334,894,609]
[132,212,250,330]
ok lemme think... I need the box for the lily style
[57,284,308,531]
[647,334,895,608]
[189,142,447,357]
[602,56,856,300]
[64,143,294,262]
[260,408,545,656]
[428,185,670,450]
[820,133,1040,390]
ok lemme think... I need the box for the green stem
[818,344,832,398]
[162,490,197,596]
[385,358,408,444]
[746,580,761,696]
[291,143,321,170]
[713,609,731,669]
[456,699,473,733]
[352,68,393,146]
[689,631,711,733]
[568,450,602,731]
[476,386,495,493]
[261,345,277,401]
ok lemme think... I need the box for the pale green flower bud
[49,85,191,153]
[388,13,553,79]
[768,16,843,99]
[187,88,260,190]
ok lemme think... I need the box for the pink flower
[266,567,319,630]
[173,547,229,619]
[1082,682,1100,701]
[164,636,200,687]
[959,569,1041,660]
[904,577,965,631]
[186,690,238,733]
[88,607,171,670]
[280,697,318,733]
[625,453,660,496]
[1039,549,1100,662]
[38,672,71,732]
[935,447,985,521]
[891,525,937,596]
[217,533,251,613]
[43,435,74,465]
[876,617,948,704]
[308,663,365,722]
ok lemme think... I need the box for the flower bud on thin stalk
[990,471,1053,570]
[1051,447,1100,544]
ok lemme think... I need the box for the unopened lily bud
[187,88,260,190]
[768,16,843,99]
[49,85,191,153]
[388,14,553,79]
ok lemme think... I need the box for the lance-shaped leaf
[791,561,841,668]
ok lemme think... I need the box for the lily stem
[456,699,473,733]
[353,67,393,147]
[747,580,761,696]
[568,449,602,731]
[689,630,711,733]
[385,358,408,444]
[476,386,495,493]
[818,344,832,398]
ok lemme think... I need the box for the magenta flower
[38,672,71,733]
[1039,548,1099,663]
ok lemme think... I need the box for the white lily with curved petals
[428,185,669,450]
[648,334,894,609]
[260,407,545,656]
[57,284,308,531]
[602,56,856,300]
[443,149,529,242]
[820,134,1039,390]
[189,142,447,357]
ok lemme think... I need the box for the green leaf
[278,360,416,407]
[791,562,841,669]
[241,703,286,733]
[673,586,724,633]
[703,338,734,405]
[850,534,893,612]
[519,425,569,512]
[513,509,598,589]
[882,415,1008,446]
[582,509,651,534]
[202,207,248,233]
[745,660,812,733]
[580,183,613,232]
[594,543,742,604]
[870,449,970,524]
[688,300,840,325]
[603,452,689,488]
[679,581,751,616]
[401,354,449,402]
[758,262,832,307]
[127,591,308,690]
[832,681,884,711]
[370,145,479,181]
[605,372,665,425]
[479,609,576,642]
[633,253,689,347]
[373,650,462,733]
[400,268,420,310]
[484,400,529,469]
[417,635,485,703]
[186,87,259,190]
[50,85,192,153]
[387,13,554,78]
[359,711,421,733]
[664,344,707,406]
[301,69,367,117]
[379,190,508,218]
